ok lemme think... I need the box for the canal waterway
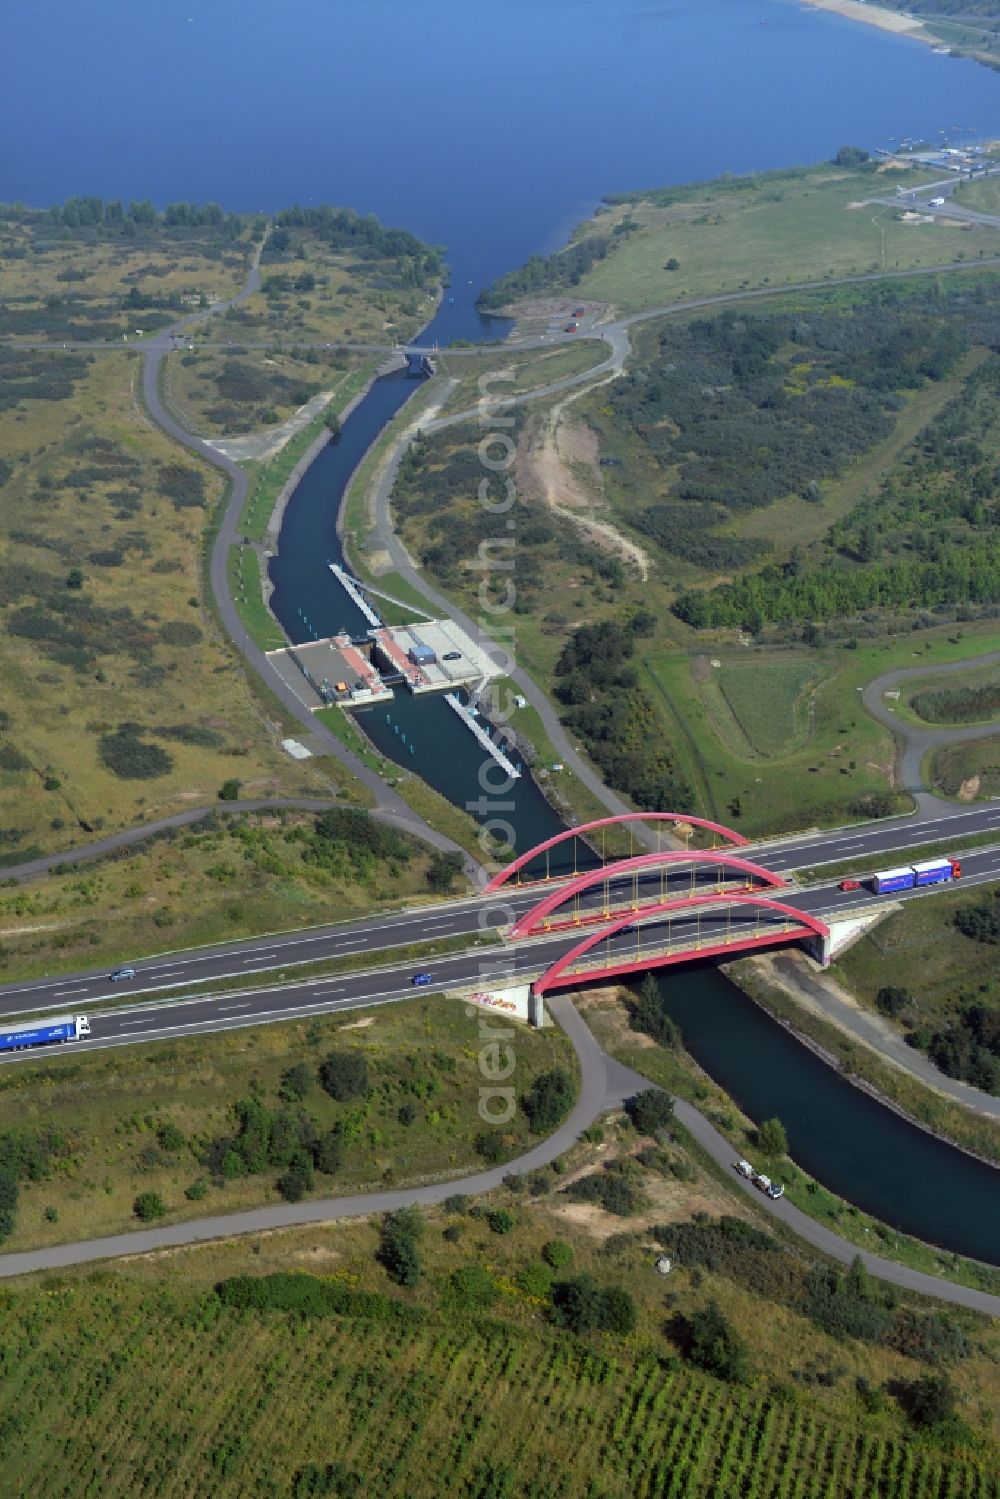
[660,965,1000,1265]
[268,364,595,872]
[10,0,1000,1258]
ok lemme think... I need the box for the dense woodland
[269,205,443,286]
[673,341,1000,632]
[476,234,615,309]
[574,279,1000,635]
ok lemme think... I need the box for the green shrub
[629,974,682,1048]
[542,1239,573,1270]
[313,1130,344,1176]
[566,1166,644,1217]
[134,1191,167,1222]
[291,1461,361,1498]
[276,1151,314,1203]
[755,1117,788,1156]
[185,1179,209,1202]
[446,1264,497,1310]
[521,1068,576,1134]
[474,1130,506,1163]
[682,1299,750,1383]
[279,1062,314,1102]
[626,1088,674,1136]
[379,1207,424,1287]
[517,1262,554,1299]
[488,1208,515,1235]
[550,1274,636,1336]
[99,724,174,781]
[157,1121,185,1152]
[319,1051,369,1102]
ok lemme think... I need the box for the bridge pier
[808,930,832,968]
[528,990,547,1028]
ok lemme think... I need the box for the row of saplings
[206,1084,977,1450]
[131,1057,580,1226]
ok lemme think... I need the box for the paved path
[769,953,1000,1121]
[862,649,1000,792]
[0,995,996,1313]
[136,236,479,878]
[0,799,344,883]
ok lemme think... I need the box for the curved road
[863,649,1000,793]
[136,238,479,876]
[0,994,996,1315]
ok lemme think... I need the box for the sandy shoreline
[798,0,934,45]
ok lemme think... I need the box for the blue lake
[6,0,1000,340]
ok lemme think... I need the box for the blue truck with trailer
[870,858,961,896]
[0,1014,91,1053]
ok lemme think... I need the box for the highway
[1,800,999,1022]
[2,816,1000,1066]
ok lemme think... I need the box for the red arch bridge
[489,820,831,997]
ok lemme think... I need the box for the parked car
[443,651,461,661]
[839,878,861,892]
[411,972,433,987]
[110,966,136,982]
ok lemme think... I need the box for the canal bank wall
[725,954,1000,1170]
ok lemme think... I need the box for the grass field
[952,176,1000,217]
[641,627,1000,835]
[162,347,368,440]
[892,661,1000,727]
[720,347,987,562]
[641,649,895,834]
[563,165,1000,313]
[227,546,286,651]
[835,881,1000,1030]
[314,706,386,774]
[0,218,251,341]
[0,349,315,861]
[712,661,818,757]
[226,233,439,349]
[0,991,572,1252]
[435,340,610,413]
[930,737,1000,799]
[0,808,457,982]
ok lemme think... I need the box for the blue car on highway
[411,972,433,987]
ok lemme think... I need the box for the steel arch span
[509,851,787,939]
[484,812,749,892]
[532,894,830,995]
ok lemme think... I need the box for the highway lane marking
[51,988,89,998]
[3,817,1000,1012]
